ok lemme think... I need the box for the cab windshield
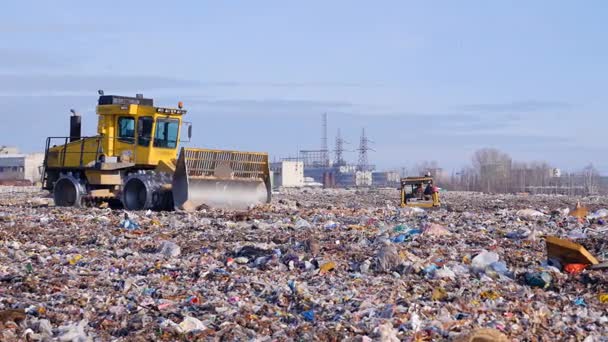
[153,118,179,148]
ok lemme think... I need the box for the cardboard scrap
[546,236,599,265]
[569,201,588,219]
[454,328,509,342]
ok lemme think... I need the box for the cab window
[118,117,135,143]
[137,117,153,147]
[154,118,179,148]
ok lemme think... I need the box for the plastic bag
[159,240,181,258]
[471,250,499,270]
[178,316,206,333]
[295,219,311,229]
[375,243,401,273]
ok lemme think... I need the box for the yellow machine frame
[42,93,272,210]
[399,176,440,208]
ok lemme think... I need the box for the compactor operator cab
[400,176,440,208]
[95,94,190,166]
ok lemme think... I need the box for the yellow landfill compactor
[42,92,271,210]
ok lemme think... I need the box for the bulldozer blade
[172,147,271,210]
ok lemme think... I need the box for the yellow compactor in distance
[42,92,271,210]
[399,176,440,208]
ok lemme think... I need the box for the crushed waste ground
[0,186,607,341]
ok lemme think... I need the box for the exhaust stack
[69,109,81,142]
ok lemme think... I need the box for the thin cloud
[0,49,72,69]
[0,74,201,94]
[0,23,105,34]
[456,100,573,112]
[191,81,389,89]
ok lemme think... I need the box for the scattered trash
[1,186,607,340]
[506,228,531,239]
[489,261,512,277]
[375,242,401,273]
[57,319,90,342]
[567,229,587,240]
[399,206,425,216]
[435,266,456,279]
[422,223,451,236]
[589,261,608,270]
[323,220,338,229]
[0,309,26,324]
[589,209,608,219]
[393,224,409,232]
[516,209,545,219]
[376,322,399,342]
[295,218,311,229]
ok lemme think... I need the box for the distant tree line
[412,148,601,195]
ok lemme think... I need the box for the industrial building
[372,171,401,188]
[0,150,45,184]
[278,114,400,188]
[270,161,304,189]
[0,146,19,155]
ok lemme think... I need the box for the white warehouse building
[270,161,304,189]
[0,153,45,184]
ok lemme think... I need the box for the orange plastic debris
[431,287,448,301]
[480,290,501,300]
[319,261,336,275]
[564,263,588,275]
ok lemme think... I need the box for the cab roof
[98,95,153,106]
[97,95,187,115]
[400,176,434,185]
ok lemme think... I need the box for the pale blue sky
[1,1,606,172]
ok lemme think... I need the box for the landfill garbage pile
[0,186,607,340]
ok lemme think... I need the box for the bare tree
[412,148,601,196]
[582,163,599,195]
[412,161,439,176]
[472,148,512,193]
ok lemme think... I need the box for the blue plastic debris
[573,298,587,307]
[120,218,140,230]
[288,280,297,293]
[392,229,422,243]
[524,271,552,289]
[392,234,407,243]
[301,310,315,322]
[423,264,438,275]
